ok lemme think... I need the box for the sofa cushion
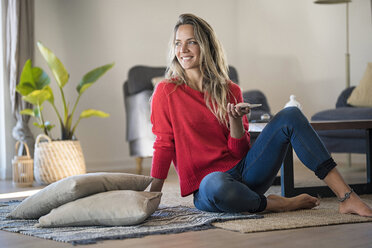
[7,172,153,219]
[335,86,355,108]
[347,62,372,107]
[36,191,162,227]
[311,107,372,121]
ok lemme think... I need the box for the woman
[150,13,372,216]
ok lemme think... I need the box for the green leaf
[80,109,110,119]
[32,67,50,89]
[17,61,51,96]
[78,83,93,94]
[16,82,35,96]
[20,109,35,117]
[22,89,51,105]
[33,122,43,129]
[44,85,55,104]
[20,107,44,118]
[17,60,35,96]
[76,63,114,94]
[37,41,69,88]
[19,60,35,87]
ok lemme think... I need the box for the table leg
[280,145,293,197]
[280,145,334,197]
[367,129,371,184]
[135,157,143,175]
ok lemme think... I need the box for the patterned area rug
[0,201,261,245]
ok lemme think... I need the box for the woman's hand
[227,102,250,139]
[227,102,250,119]
[150,178,165,193]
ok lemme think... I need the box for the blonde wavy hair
[166,13,233,127]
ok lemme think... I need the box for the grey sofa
[311,86,372,154]
[123,65,271,174]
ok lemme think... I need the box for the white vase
[284,95,302,110]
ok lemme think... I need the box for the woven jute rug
[212,194,372,233]
[158,183,372,233]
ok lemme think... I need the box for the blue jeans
[193,107,336,213]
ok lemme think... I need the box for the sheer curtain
[6,0,35,156]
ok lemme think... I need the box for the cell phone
[236,103,262,109]
[246,103,262,108]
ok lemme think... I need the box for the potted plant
[16,42,114,184]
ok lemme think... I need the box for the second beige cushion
[36,190,162,227]
[7,172,153,219]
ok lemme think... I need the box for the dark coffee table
[281,120,372,197]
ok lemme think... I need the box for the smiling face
[175,24,201,72]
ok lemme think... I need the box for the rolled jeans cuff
[315,158,337,180]
[255,194,267,213]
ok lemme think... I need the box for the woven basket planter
[34,134,86,184]
[12,141,34,187]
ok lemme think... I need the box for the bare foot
[339,193,372,217]
[265,194,319,212]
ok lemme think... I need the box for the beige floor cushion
[36,190,162,227]
[7,172,153,219]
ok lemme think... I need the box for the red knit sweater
[150,80,251,196]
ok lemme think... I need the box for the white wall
[235,0,372,116]
[30,0,371,172]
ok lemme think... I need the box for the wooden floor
[1,161,372,248]
[2,222,372,248]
